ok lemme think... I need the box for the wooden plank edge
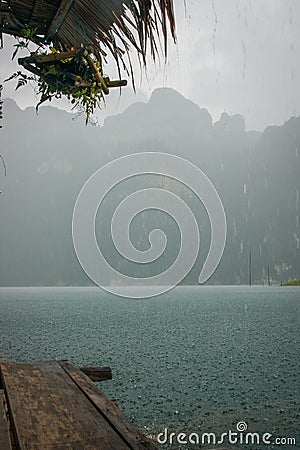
[0,391,13,450]
[0,366,18,450]
[79,366,112,382]
[59,360,157,450]
[45,0,73,40]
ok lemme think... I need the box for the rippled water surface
[0,286,299,448]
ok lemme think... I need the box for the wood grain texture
[60,360,157,450]
[80,366,112,382]
[0,361,130,450]
[46,0,73,39]
[0,391,12,450]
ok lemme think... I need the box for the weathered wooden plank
[83,50,109,94]
[45,0,73,40]
[105,79,128,88]
[35,50,77,63]
[80,366,112,382]
[0,391,12,450]
[1,361,130,450]
[18,50,77,67]
[60,360,157,450]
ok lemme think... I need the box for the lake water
[0,286,299,449]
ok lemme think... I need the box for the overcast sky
[0,0,299,131]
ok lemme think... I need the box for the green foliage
[35,52,103,124]
[4,71,35,90]
[21,27,37,40]
[6,40,104,124]
[282,279,300,286]
[11,28,37,60]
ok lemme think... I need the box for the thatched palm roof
[0,0,176,68]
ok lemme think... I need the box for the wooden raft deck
[0,360,157,450]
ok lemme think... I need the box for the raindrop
[233,217,237,237]
[294,233,299,249]
[291,69,295,80]
[240,240,244,253]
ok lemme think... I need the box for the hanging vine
[0,0,176,123]
[4,29,126,124]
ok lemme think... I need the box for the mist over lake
[0,89,299,287]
